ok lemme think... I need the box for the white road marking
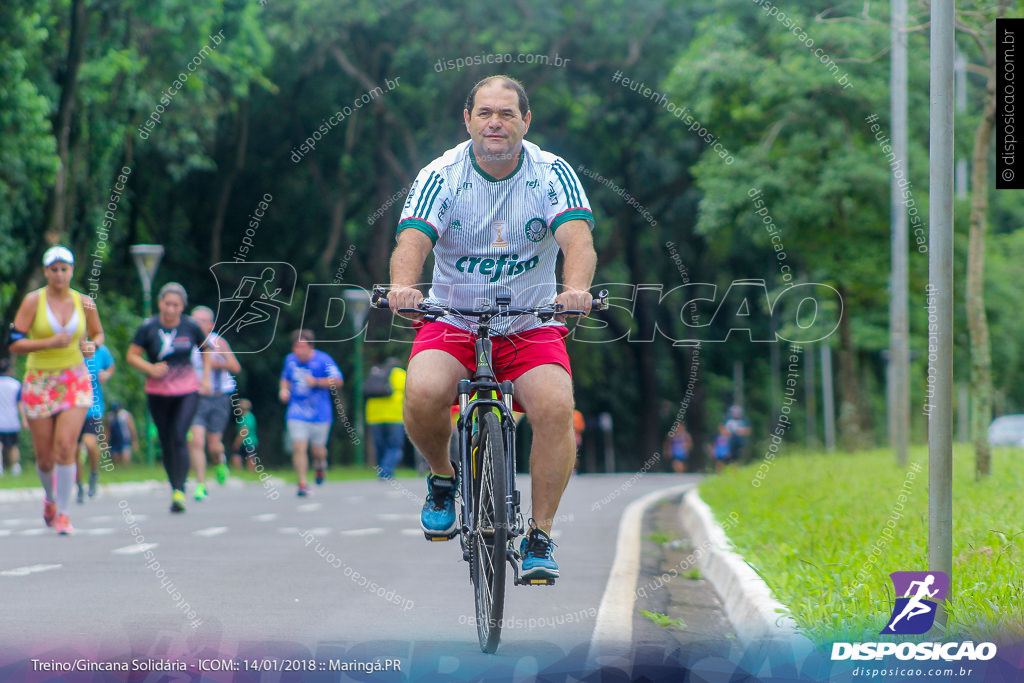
[279,527,300,534]
[193,526,229,537]
[253,513,278,522]
[79,528,116,536]
[297,503,322,512]
[113,543,158,555]
[3,519,33,527]
[87,515,114,522]
[339,528,383,536]
[0,530,10,537]
[1,564,62,577]
[303,527,331,536]
[19,528,47,536]
[401,529,423,536]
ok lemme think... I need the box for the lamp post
[342,288,371,467]
[129,244,164,465]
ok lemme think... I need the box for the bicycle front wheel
[472,411,507,653]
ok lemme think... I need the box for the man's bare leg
[403,350,469,478]
[512,364,576,536]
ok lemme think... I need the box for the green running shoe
[216,463,228,485]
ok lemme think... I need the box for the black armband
[7,325,26,348]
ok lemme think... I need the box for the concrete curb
[679,488,814,650]
[587,483,695,666]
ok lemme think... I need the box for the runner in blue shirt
[279,330,342,496]
[77,343,114,501]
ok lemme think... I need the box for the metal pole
[599,412,614,473]
[890,0,910,467]
[821,345,836,453]
[957,381,969,443]
[770,316,781,421]
[928,0,955,628]
[955,50,969,198]
[805,343,817,449]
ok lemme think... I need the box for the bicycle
[371,286,607,653]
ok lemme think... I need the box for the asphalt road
[0,472,722,679]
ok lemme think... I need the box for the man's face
[293,339,314,362]
[193,310,214,336]
[464,81,531,162]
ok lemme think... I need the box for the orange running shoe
[43,500,57,527]
[55,513,74,535]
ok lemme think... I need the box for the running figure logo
[209,262,297,353]
[156,329,177,360]
[881,571,949,635]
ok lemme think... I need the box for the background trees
[0,0,1017,469]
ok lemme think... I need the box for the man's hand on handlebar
[554,287,593,323]
[387,286,425,320]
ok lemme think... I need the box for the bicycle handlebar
[371,286,609,322]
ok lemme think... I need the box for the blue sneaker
[421,474,458,540]
[520,527,559,580]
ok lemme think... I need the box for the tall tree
[953,0,1014,478]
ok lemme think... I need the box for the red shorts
[410,322,572,384]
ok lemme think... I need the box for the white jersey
[398,139,593,334]
[190,332,236,394]
[0,376,21,432]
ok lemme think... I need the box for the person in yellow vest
[9,246,104,535]
[365,358,406,479]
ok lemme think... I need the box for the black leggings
[147,392,199,492]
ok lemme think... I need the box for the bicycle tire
[472,411,507,653]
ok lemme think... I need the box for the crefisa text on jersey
[831,641,997,661]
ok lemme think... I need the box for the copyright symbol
[1003,168,1015,182]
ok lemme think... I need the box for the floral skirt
[22,363,93,419]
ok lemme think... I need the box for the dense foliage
[1,0,1019,468]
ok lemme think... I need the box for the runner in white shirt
[388,75,597,580]
[187,306,240,499]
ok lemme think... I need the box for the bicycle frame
[453,314,551,585]
[369,285,606,590]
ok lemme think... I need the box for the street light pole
[928,0,955,628]
[889,0,910,467]
[130,244,164,465]
[342,289,371,467]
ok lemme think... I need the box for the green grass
[698,445,1024,644]
[640,610,685,629]
[0,462,422,489]
[646,530,675,545]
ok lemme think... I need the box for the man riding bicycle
[388,75,596,581]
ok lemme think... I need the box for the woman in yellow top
[9,246,104,535]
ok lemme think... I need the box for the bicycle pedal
[424,531,459,542]
[525,578,556,586]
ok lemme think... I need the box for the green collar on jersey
[469,144,524,182]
